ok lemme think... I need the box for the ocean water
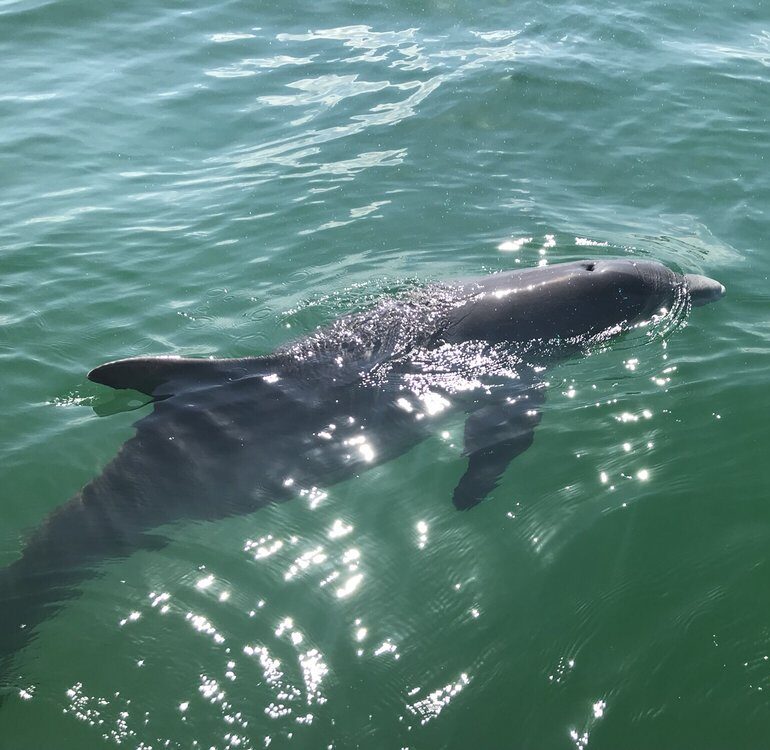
[0,0,768,747]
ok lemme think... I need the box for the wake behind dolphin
[0,258,724,689]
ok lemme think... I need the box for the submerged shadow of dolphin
[0,258,724,690]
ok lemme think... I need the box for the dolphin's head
[444,259,724,347]
[684,273,726,307]
[607,259,725,316]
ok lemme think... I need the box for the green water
[0,0,767,747]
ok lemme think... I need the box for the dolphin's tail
[0,483,170,701]
[0,554,81,699]
[0,494,112,699]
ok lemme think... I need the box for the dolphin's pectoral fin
[88,356,255,398]
[137,532,170,553]
[452,436,534,510]
[452,389,545,510]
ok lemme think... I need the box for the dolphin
[0,258,724,686]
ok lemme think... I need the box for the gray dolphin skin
[0,258,724,686]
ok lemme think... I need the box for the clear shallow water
[0,0,767,747]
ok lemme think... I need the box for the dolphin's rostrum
[0,258,724,687]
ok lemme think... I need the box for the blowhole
[583,262,596,272]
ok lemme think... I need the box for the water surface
[0,0,768,747]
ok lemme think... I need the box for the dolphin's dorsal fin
[88,356,254,397]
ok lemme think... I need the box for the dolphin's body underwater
[0,258,724,684]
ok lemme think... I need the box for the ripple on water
[0,0,754,746]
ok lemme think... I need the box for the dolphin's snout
[684,274,725,307]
